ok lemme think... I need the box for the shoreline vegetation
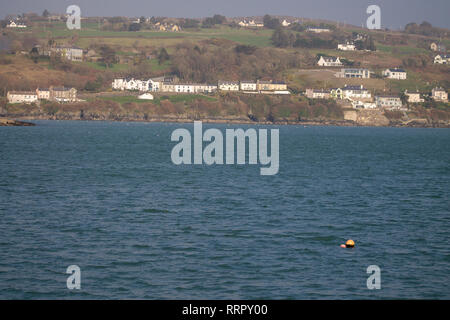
[2,93,449,128]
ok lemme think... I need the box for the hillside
[0,15,449,126]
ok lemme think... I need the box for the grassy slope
[3,21,449,96]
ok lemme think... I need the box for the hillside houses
[7,91,38,104]
[36,45,84,62]
[218,81,240,91]
[240,81,257,91]
[6,21,27,28]
[430,42,446,52]
[52,46,83,62]
[375,95,403,110]
[383,68,407,80]
[112,78,289,95]
[154,22,181,32]
[257,80,288,92]
[307,27,330,33]
[238,20,264,28]
[337,42,356,51]
[432,87,448,102]
[404,90,424,103]
[434,54,450,65]
[335,68,371,79]
[318,56,343,67]
[305,89,330,99]
[7,87,78,104]
[342,85,371,100]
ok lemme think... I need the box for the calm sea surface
[0,120,449,299]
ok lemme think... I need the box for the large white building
[342,85,372,100]
[307,27,330,33]
[7,91,38,104]
[431,87,448,102]
[434,54,450,65]
[317,56,343,67]
[383,68,407,80]
[375,95,403,109]
[218,81,240,91]
[336,68,371,79]
[337,42,356,51]
[240,81,257,91]
[6,21,27,28]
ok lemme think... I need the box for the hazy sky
[1,0,449,29]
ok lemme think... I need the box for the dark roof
[388,68,406,72]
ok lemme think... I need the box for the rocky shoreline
[0,118,36,127]
[5,114,449,128]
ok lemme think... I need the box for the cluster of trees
[263,15,281,29]
[271,28,337,49]
[180,19,200,29]
[202,15,227,28]
[354,36,376,51]
[404,22,446,37]
[169,41,302,83]
[402,55,429,68]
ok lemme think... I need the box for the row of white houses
[112,78,289,94]
[305,85,448,110]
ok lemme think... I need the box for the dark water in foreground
[0,121,449,299]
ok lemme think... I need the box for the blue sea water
[0,120,449,299]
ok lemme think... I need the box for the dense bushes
[170,41,302,83]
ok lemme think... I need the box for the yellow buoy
[345,239,355,248]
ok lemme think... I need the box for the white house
[336,68,371,79]
[218,81,239,91]
[404,90,424,103]
[36,88,51,100]
[383,68,407,80]
[6,21,27,28]
[375,95,403,109]
[431,87,448,102]
[281,20,291,27]
[338,42,356,51]
[7,91,38,104]
[318,56,343,67]
[193,84,218,93]
[112,79,127,91]
[307,27,330,33]
[238,20,264,28]
[351,101,377,109]
[51,46,83,62]
[305,89,331,99]
[240,81,257,91]
[174,84,196,93]
[434,54,450,65]
[148,79,161,92]
[342,85,372,100]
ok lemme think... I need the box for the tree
[99,45,117,68]
[30,46,40,63]
[271,28,290,47]
[84,76,103,92]
[158,48,170,65]
[212,14,226,25]
[263,15,280,29]
[128,23,141,32]
[42,9,50,18]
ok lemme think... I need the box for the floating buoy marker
[341,239,355,248]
